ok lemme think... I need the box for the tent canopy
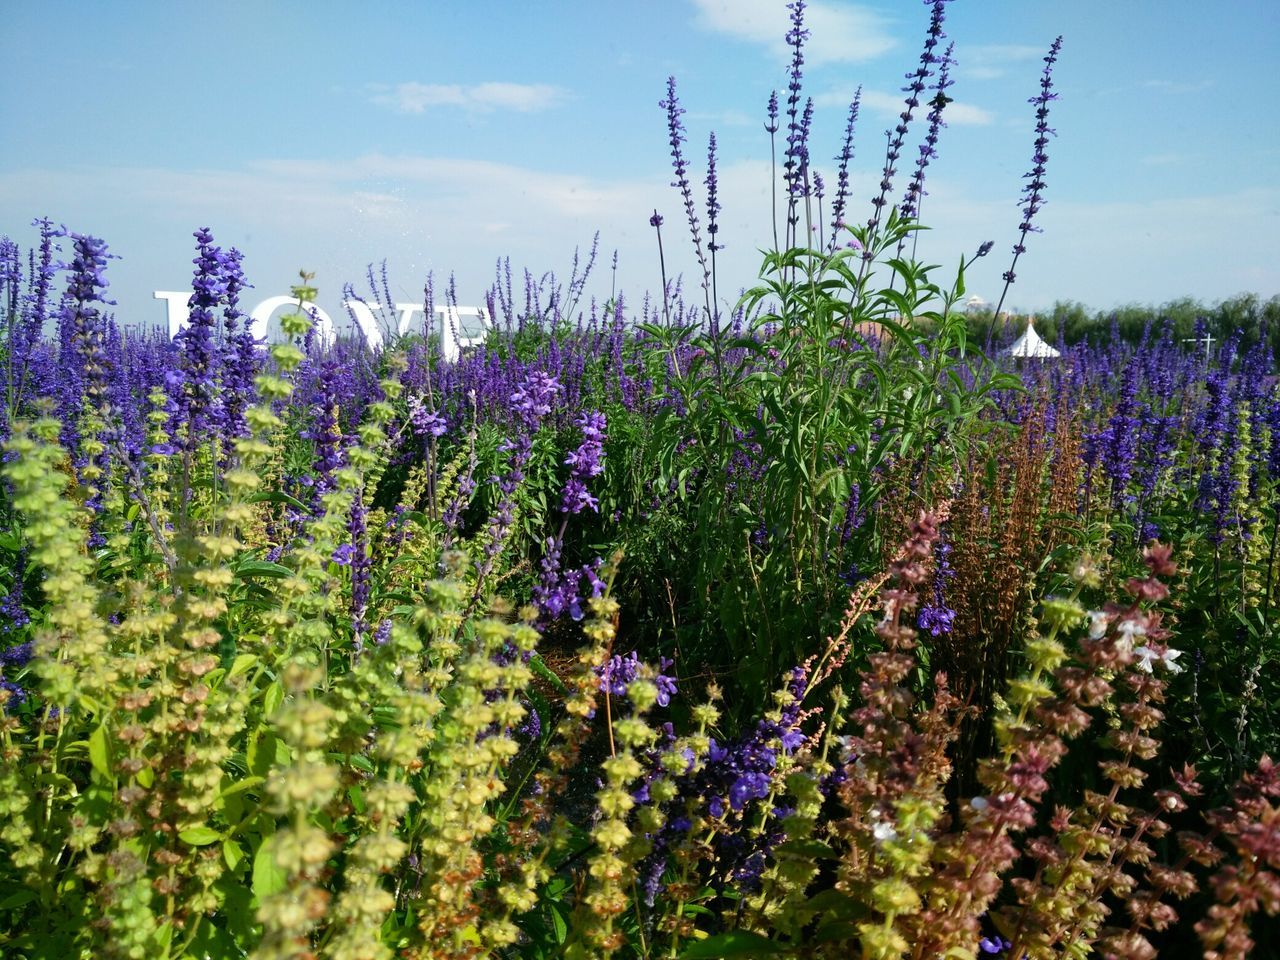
[1007,318,1060,359]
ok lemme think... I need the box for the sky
[2,0,1278,333]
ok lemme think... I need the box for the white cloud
[371,81,566,114]
[1142,78,1213,95]
[1,155,1275,333]
[815,87,994,126]
[954,43,1044,81]
[690,0,896,65]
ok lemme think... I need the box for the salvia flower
[705,132,722,253]
[173,227,226,442]
[993,36,1064,319]
[597,651,678,709]
[406,393,447,437]
[782,1,810,214]
[828,89,862,251]
[899,41,955,222]
[659,77,709,288]
[866,0,951,242]
[561,409,606,514]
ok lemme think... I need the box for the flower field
[2,2,1279,958]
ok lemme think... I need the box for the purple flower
[917,603,956,636]
[510,370,561,425]
[828,90,862,251]
[764,90,779,134]
[899,41,955,222]
[992,36,1064,321]
[0,678,26,710]
[660,77,710,290]
[866,0,951,242]
[407,393,447,437]
[173,227,226,443]
[57,230,117,412]
[561,410,606,515]
[220,246,259,443]
[782,0,810,222]
[0,642,33,667]
[728,771,772,811]
[596,651,677,708]
[706,132,722,253]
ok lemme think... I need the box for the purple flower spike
[865,0,952,252]
[174,227,226,444]
[562,410,607,515]
[660,77,710,291]
[900,41,955,223]
[992,36,1064,324]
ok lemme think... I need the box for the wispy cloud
[1142,78,1213,95]
[814,87,994,126]
[954,43,1043,80]
[370,81,567,114]
[2,158,1275,323]
[690,0,895,65]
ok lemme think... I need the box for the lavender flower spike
[659,77,708,290]
[992,35,1064,325]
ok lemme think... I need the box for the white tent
[1006,317,1060,359]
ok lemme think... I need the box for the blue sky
[2,0,1278,329]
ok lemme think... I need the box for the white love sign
[153,293,490,362]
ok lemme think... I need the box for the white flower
[1115,617,1148,652]
[836,735,857,764]
[970,796,989,811]
[872,821,898,844]
[1087,610,1110,640]
[1134,645,1183,674]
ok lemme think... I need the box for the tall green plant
[642,213,1015,699]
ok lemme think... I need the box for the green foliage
[636,211,1016,699]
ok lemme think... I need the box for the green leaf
[228,654,259,679]
[223,838,246,871]
[235,560,292,580]
[88,724,112,781]
[804,888,869,921]
[773,839,837,860]
[528,653,568,695]
[0,888,37,910]
[247,490,312,514]
[179,826,223,846]
[680,931,789,958]
[549,902,568,944]
[262,680,284,718]
[813,920,861,943]
[219,775,265,799]
[252,835,287,898]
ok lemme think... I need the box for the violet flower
[865,0,951,247]
[561,410,606,515]
[828,90,862,253]
[992,36,1064,323]
[596,650,678,708]
[220,246,259,444]
[899,41,955,223]
[173,227,226,444]
[659,77,709,291]
[782,0,809,236]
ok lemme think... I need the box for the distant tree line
[961,293,1280,359]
